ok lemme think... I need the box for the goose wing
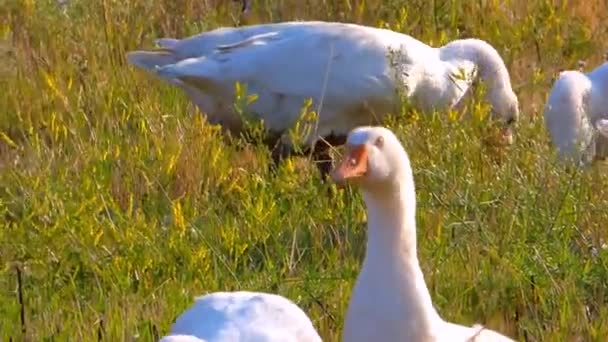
[155,26,399,120]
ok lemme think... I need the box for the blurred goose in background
[159,291,321,342]
[332,125,515,342]
[127,21,519,178]
[544,60,608,166]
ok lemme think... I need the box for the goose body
[127,21,518,177]
[544,61,608,165]
[160,291,321,342]
[331,126,514,342]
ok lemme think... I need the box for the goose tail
[126,49,179,72]
[154,57,219,83]
[155,38,180,49]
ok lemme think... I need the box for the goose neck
[362,187,417,256]
[360,181,441,328]
[444,39,512,91]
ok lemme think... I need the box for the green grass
[2,0,608,340]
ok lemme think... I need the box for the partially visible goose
[597,119,608,138]
[544,61,608,165]
[160,335,205,342]
[159,291,322,342]
[127,21,519,178]
[331,126,514,341]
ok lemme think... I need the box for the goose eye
[375,136,384,148]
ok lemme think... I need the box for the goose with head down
[331,126,515,342]
[127,22,519,179]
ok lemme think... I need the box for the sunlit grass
[2,0,608,341]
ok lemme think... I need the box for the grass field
[2,0,608,341]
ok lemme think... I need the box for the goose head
[493,87,520,124]
[489,87,519,144]
[330,126,412,194]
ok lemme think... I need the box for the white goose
[159,291,322,342]
[126,21,519,178]
[544,60,608,165]
[597,119,608,138]
[331,126,515,341]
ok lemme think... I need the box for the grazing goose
[544,61,608,165]
[159,291,322,342]
[127,21,519,178]
[331,126,514,341]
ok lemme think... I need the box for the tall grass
[2,0,608,340]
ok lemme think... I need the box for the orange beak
[330,144,369,187]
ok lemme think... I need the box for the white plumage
[331,126,515,342]
[159,291,321,342]
[127,21,519,177]
[544,61,608,165]
[159,335,206,342]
